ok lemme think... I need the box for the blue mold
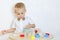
[35,34,40,38]
[44,33,49,38]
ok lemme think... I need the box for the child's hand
[25,24,35,29]
[1,30,7,35]
[25,25,31,29]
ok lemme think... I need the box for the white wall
[0,0,60,40]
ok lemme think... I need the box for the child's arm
[26,24,35,28]
[1,28,16,34]
[26,17,36,28]
[6,19,16,33]
[6,28,16,33]
[1,19,16,34]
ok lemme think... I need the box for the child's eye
[17,13,20,15]
[21,13,23,14]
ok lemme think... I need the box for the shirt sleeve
[10,19,16,28]
[28,17,35,24]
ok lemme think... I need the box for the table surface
[9,33,53,40]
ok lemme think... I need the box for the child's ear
[25,9,26,12]
[13,8,16,13]
[24,8,26,12]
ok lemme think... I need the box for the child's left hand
[25,24,35,29]
[25,25,31,29]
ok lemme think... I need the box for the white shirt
[11,17,34,33]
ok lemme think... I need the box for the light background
[0,0,60,40]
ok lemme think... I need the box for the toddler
[1,2,35,34]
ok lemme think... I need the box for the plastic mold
[35,34,40,38]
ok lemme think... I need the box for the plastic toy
[20,33,25,38]
[46,33,50,36]
[9,28,53,40]
[35,30,38,33]
[35,34,40,38]
[23,28,32,33]
[30,36,35,40]
[44,33,50,38]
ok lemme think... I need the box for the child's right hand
[1,30,7,35]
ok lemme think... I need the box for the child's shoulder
[12,18,18,22]
[25,16,32,20]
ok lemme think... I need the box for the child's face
[14,8,26,19]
